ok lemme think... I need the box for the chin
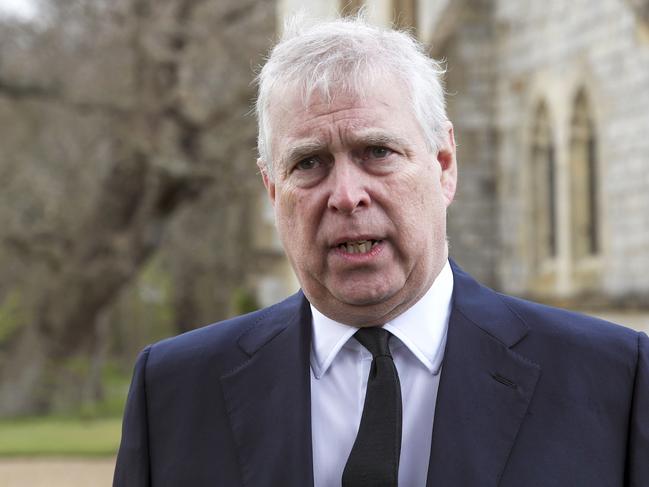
[334,287,399,308]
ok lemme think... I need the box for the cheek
[396,176,446,247]
[399,171,440,214]
[275,191,314,253]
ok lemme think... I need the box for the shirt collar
[310,260,454,379]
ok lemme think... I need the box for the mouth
[336,239,382,254]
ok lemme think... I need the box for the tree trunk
[0,0,274,416]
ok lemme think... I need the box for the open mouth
[337,239,382,254]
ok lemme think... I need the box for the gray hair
[255,15,448,179]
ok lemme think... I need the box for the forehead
[267,79,418,155]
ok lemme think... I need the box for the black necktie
[342,327,402,487]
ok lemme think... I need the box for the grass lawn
[0,417,122,457]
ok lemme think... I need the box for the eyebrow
[353,131,410,150]
[281,140,326,167]
[278,130,410,169]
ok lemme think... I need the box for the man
[114,17,648,487]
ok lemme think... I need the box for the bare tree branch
[0,77,132,116]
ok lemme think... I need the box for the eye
[366,146,392,159]
[295,157,321,171]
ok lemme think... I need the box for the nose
[327,159,371,214]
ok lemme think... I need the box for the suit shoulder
[145,292,304,371]
[499,292,641,356]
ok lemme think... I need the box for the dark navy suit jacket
[114,262,649,486]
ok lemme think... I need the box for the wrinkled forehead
[267,71,409,120]
[269,87,363,123]
[273,83,353,115]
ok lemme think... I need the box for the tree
[0,0,274,416]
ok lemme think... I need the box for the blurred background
[0,0,647,485]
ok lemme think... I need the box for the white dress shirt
[310,260,454,487]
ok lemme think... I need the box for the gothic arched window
[569,90,600,260]
[530,103,557,267]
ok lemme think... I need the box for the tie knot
[354,327,392,358]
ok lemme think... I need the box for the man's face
[260,78,457,326]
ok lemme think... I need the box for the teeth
[340,240,378,254]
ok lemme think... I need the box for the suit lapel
[427,263,541,486]
[220,293,314,487]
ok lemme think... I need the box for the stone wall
[430,0,501,287]
[494,0,649,302]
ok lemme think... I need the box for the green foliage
[232,287,260,316]
[62,356,91,377]
[117,256,176,347]
[0,417,122,457]
[0,290,25,343]
[56,360,130,420]
[75,363,130,419]
[94,363,131,418]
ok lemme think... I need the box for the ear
[257,158,276,205]
[436,122,458,208]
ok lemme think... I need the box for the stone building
[256,0,649,309]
